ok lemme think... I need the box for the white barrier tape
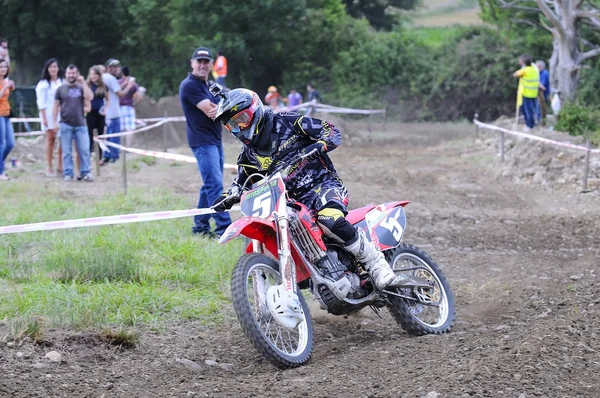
[474,120,600,154]
[14,130,45,137]
[274,101,314,113]
[311,107,385,115]
[98,119,169,139]
[138,116,186,123]
[94,138,238,169]
[0,206,241,235]
[10,117,42,123]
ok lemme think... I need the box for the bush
[555,102,600,144]
[327,25,551,122]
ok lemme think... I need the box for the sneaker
[0,173,10,181]
[63,176,74,182]
[82,173,94,182]
[100,159,109,166]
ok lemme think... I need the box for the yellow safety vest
[521,66,539,99]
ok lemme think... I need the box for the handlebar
[240,151,315,192]
[268,150,316,176]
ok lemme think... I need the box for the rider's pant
[294,177,357,244]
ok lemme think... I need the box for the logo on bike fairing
[244,179,279,200]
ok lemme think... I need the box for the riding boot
[344,228,397,290]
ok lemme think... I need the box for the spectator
[86,65,109,158]
[306,83,322,103]
[100,58,136,165]
[118,65,140,134]
[287,88,303,108]
[0,59,15,181]
[36,58,65,176]
[179,46,231,237]
[265,86,283,110]
[0,38,10,65]
[536,60,550,125]
[513,55,539,131]
[305,83,322,116]
[212,50,228,87]
[52,64,94,182]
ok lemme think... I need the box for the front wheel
[385,244,455,335]
[231,253,314,369]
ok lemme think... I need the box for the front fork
[276,215,297,294]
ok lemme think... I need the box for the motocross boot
[344,228,398,290]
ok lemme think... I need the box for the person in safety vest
[513,55,539,131]
[210,88,421,290]
[212,51,228,87]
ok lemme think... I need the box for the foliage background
[1,0,597,121]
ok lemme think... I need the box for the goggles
[225,108,254,133]
[224,97,261,135]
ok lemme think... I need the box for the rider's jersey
[231,112,342,199]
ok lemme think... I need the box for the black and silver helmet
[215,88,277,155]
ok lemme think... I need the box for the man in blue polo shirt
[179,46,231,237]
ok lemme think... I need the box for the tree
[2,0,123,84]
[490,0,600,101]
[342,0,419,30]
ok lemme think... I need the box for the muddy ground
[2,120,599,398]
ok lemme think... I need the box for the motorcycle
[217,153,456,369]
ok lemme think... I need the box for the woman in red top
[0,59,15,181]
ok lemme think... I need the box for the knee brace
[317,208,356,243]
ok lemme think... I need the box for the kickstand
[369,305,383,319]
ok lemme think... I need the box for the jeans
[60,123,91,178]
[522,97,537,129]
[0,116,15,175]
[191,144,231,235]
[103,117,121,160]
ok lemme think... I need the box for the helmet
[215,88,277,156]
[267,85,277,93]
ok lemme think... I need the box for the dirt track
[2,122,600,398]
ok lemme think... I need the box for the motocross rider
[211,88,411,290]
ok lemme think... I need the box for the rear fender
[354,202,408,251]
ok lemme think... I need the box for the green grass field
[0,182,241,342]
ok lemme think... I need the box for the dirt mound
[477,117,600,195]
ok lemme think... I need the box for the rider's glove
[301,140,328,161]
[211,185,242,212]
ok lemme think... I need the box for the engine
[289,212,369,314]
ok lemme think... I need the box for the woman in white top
[35,58,65,176]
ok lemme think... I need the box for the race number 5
[252,192,272,218]
[380,213,403,241]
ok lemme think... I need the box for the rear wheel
[385,244,455,335]
[231,253,314,369]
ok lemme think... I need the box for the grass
[0,182,242,341]
[411,0,482,27]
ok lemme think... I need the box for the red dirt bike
[217,153,455,369]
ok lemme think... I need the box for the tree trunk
[555,31,580,101]
[534,0,600,103]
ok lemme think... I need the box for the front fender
[218,217,276,244]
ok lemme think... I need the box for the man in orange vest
[212,51,228,88]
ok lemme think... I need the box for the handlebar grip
[301,148,319,159]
